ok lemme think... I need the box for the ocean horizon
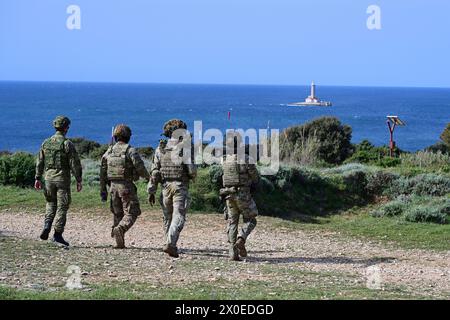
[0,81,449,153]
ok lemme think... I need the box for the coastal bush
[71,137,102,158]
[280,117,353,165]
[81,159,100,186]
[371,195,449,224]
[342,169,368,196]
[404,206,447,224]
[0,151,12,156]
[425,141,449,155]
[89,144,109,159]
[0,152,35,187]
[376,157,401,168]
[400,151,450,172]
[345,140,404,168]
[371,200,406,218]
[440,123,450,149]
[366,170,400,196]
[189,168,222,212]
[389,174,450,198]
[136,147,155,159]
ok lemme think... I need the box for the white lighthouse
[311,81,316,99]
[288,81,332,107]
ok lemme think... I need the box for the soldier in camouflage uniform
[100,124,150,249]
[221,134,259,261]
[35,116,83,246]
[147,119,197,258]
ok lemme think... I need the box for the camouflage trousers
[44,180,71,233]
[225,188,258,249]
[110,181,141,234]
[159,181,190,248]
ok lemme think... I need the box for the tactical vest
[106,143,133,181]
[160,147,187,181]
[222,154,250,187]
[43,135,69,171]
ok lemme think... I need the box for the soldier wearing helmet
[147,119,196,258]
[35,116,83,246]
[220,132,259,261]
[100,124,150,249]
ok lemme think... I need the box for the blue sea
[0,81,449,153]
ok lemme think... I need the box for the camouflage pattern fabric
[148,137,196,250]
[221,154,259,258]
[36,131,82,233]
[100,141,150,238]
[35,131,82,184]
[110,181,141,233]
[100,142,150,194]
[43,181,71,233]
[226,187,258,256]
[159,182,190,247]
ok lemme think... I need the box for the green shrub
[81,159,100,186]
[280,117,353,165]
[404,206,447,224]
[258,176,275,193]
[136,147,155,159]
[89,145,109,159]
[323,163,370,175]
[366,170,399,196]
[440,123,450,149]
[0,152,36,187]
[425,141,449,154]
[371,200,406,218]
[376,157,401,168]
[389,174,450,198]
[71,137,102,158]
[342,170,368,196]
[208,164,223,189]
[0,151,12,156]
[400,151,450,171]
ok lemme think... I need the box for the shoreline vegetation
[1,117,449,252]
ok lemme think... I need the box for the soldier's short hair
[162,119,187,138]
[114,124,132,143]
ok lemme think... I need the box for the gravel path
[0,209,449,298]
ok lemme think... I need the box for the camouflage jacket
[35,131,82,184]
[147,138,197,194]
[100,142,150,193]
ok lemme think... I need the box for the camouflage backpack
[106,143,132,180]
[160,146,188,181]
[222,154,249,187]
[42,135,69,171]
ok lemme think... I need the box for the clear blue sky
[1,0,449,87]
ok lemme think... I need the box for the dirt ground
[0,209,449,299]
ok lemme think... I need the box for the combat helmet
[113,124,132,142]
[162,119,187,138]
[53,116,71,130]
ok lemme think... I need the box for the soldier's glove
[100,191,108,202]
[148,194,156,206]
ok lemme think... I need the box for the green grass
[0,181,154,211]
[0,278,424,300]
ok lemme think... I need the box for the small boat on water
[288,81,332,107]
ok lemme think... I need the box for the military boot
[163,244,179,258]
[39,221,52,240]
[235,237,247,257]
[229,245,241,261]
[52,232,69,246]
[112,227,125,249]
